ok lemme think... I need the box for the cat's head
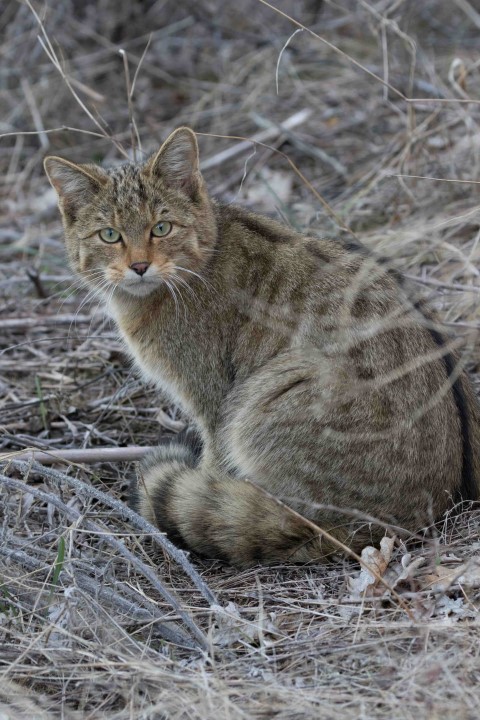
[44,127,216,298]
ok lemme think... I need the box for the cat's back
[213,201,409,348]
[214,202,480,504]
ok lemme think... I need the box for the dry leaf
[347,536,395,599]
[244,169,293,213]
[210,602,279,648]
[425,557,480,592]
[457,561,480,588]
[389,554,426,590]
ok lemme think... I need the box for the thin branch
[0,545,195,649]
[130,34,152,98]
[2,446,154,465]
[0,126,119,141]
[2,460,217,608]
[392,174,480,185]
[1,314,95,330]
[20,78,49,150]
[119,49,140,161]
[275,28,304,95]
[0,474,209,649]
[244,479,416,620]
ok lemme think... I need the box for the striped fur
[45,127,480,566]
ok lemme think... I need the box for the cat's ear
[44,157,108,219]
[147,127,202,200]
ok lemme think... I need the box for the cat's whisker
[79,285,113,334]
[80,268,109,278]
[166,276,188,321]
[75,281,109,317]
[55,269,108,312]
[41,268,105,299]
[51,270,106,312]
[45,276,78,296]
[170,272,199,305]
[163,278,182,324]
[173,265,217,297]
[85,281,118,340]
[163,279,179,323]
[69,268,109,287]
[55,282,87,312]
[68,279,112,340]
[79,272,112,294]
[107,282,119,313]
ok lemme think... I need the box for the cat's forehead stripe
[107,164,150,206]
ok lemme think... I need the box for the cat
[44,127,480,566]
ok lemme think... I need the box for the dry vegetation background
[1,0,480,718]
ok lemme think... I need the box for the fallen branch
[2,314,96,330]
[2,446,154,465]
[2,459,217,607]
[1,474,209,649]
[199,107,312,171]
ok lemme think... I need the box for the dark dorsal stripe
[423,327,476,502]
[221,204,292,244]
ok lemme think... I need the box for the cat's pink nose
[130,262,150,276]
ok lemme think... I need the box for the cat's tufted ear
[147,127,202,201]
[44,157,108,220]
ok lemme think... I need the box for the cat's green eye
[99,228,121,243]
[151,221,172,238]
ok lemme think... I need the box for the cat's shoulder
[214,202,303,246]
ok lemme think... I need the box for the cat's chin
[120,281,161,298]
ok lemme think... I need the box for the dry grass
[1,1,480,717]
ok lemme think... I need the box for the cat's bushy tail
[130,443,341,566]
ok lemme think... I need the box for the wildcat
[44,127,480,565]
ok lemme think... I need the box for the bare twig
[130,33,152,98]
[0,474,210,649]
[3,460,217,607]
[2,446,154,465]
[26,269,48,299]
[0,545,195,649]
[392,174,480,185]
[199,108,312,171]
[1,314,95,330]
[275,28,304,95]
[20,78,49,150]
[119,49,141,161]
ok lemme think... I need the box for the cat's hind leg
[218,345,456,547]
